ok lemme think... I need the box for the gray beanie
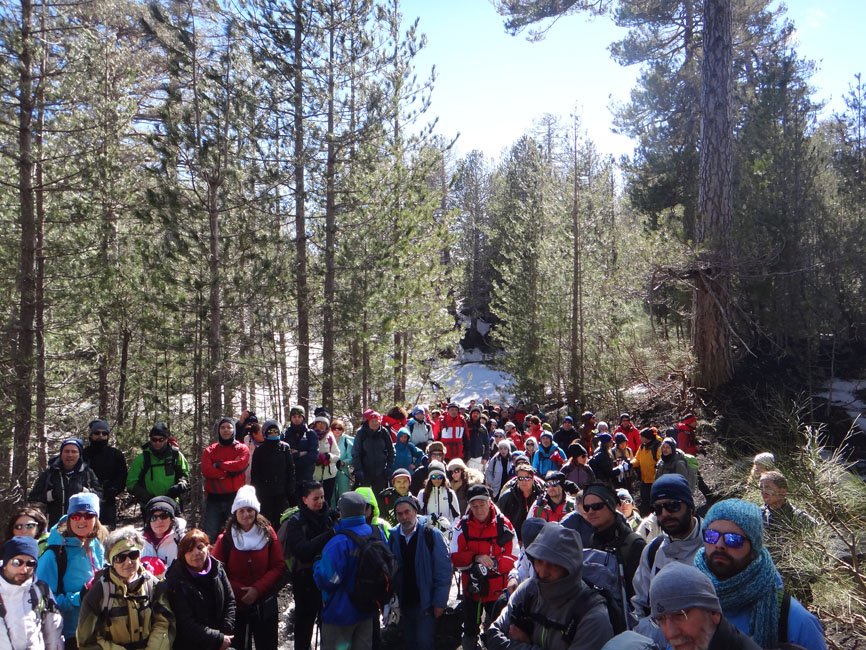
[649,562,721,618]
[340,491,368,519]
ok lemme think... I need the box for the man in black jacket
[649,562,760,650]
[83,419,127,528]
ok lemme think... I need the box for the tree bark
[322,8,336,413]
[568,124,581,411]
[693,0,734,388]
[12,0,36,492]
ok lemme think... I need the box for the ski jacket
[532,442,566,476]
[201,438,249,496]
[126,444,189,506]
[283,425,319,485]
[388,517,452,612]
[28,457,102,526]
[351,423,395,482]
[0,574,62,650]
[449,506,517,603]
[211,526,284,614]
[437,413,468,461]
[313,432,340,482]
[165,556,235,650]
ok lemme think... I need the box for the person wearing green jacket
[127,423,190,509]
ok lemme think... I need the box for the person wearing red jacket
[202,417,251,543]
[614,412,642,455]
[504,421,524,451]
[676,413,701,455]
[212,485,284,650]
[449,485,518,650]
[437,403,467,461]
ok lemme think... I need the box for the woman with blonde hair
[446,458,485,514]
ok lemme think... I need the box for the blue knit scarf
[694,546,779,648]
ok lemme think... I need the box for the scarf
[694,546,780,648]
[231,525,268,551]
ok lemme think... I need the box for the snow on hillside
[817,378,866,431]
[433,361,515,404]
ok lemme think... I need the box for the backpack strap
[778,589,791,643]
[47,544,67,595]
[221,529,234,567]
[646,535,664,574]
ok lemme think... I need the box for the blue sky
[400,0,866,161]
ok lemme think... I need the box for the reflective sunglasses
[703,528,747,549]
[429,474,445,480]
[13,522,38,531]
[8,557,37,568]
[546,480,562,487]
[516,476,533,482]
[149,512,171,522]
[69,512,97,521]
[620,497,634,504]
[112,550,141,564]
[652,500,683,516]
[583,502,608,512]
[450,469,463,474]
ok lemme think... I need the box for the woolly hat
[447,402,459,410]
[650,474,695,509]
[650,562,721,617]
[568,442,588,458]
[581,411,594,421]
[614,432,628,445]
[753,452,775,468]
[681,414,698,429]
[231,485,261,514]
[394,495,420,512]
[261,419,281,438]
[150,423,170,438]
[563,416,574,424]
[467,485,491,503]
[521,517,546,548]
[2,536,40,563]
[89,419,110,435]
[427,460,447,476]
[391,467,411,483]
[540,430,553,440]
[60,438,84,455]
[639,427,655,441]
[314,407,331,420]
[68,492,100,517]
[524,436,538,446]
[504,421,517,431]
[619,413,631,422]
[597,432,613,445]
[426,440,446,456]
[290,405,306,418]
[493,428,506,438]
[412,405,426,417]
[312,415,331,428]
[661,437,678,453]
[544,470,565,483]
[584,483,619,512]
[469,405,481,414]
[597,421,609,432]
[541,422,552,432]
[340,491,368,518]
[144,496,177,525]
[362,408,381,421]
[497,439,512,452]
[703,498,764,551]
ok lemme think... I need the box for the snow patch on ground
[476,319,492,335]
[624,384,651,397]
[816,378,866,431]
[433,362,515,405]
[459,347,485,363]
[458,314,492,336]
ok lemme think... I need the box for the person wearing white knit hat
[212,484,283,649]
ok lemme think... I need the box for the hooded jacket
[635,437,662,484]
[614,422,641,455]
[487,523,614,650]
[313,430,340,482]
[0,573,63,650]
[353,487,392,539]
[351,423,395,481]
[406,417,433,447]
[485,451,514,498]
[421,483,461,525]
[28,455,102,526]
[250,419,295,500]
[532,439,566,476]
[141,501,187,570]
[201,418,250,497]
[654,439,696,490]
[82,440,126,501]
[35,517,106,639]
[437,412,467,461]
[393,431,423,473]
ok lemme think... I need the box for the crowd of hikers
[2,400,829,650]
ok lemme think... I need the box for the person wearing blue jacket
[393,428,423,474]
[388,496,451,650]
[36,492,107,642]
[532,431,566,476]
[314,491,385,650]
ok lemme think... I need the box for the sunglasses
[331,425,344,431]
[69,512,97,521]
[112,550,141,564]
[7,558,37,568]
[652,500,683,516]
[13,522,38,531]
[582,502,608,512]
[430,474,445,480]
[149,512,171,522]
[620,498,634,504]
[546,480,562,487]
[450,469,462,474]
[517,476,533,482]
[91,430,109,437]
[703,528,747,549]
[651,608,689,628]
[150,437,167,443]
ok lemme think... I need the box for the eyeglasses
[69,512,97,521]
[703,528,747,549]
[149,512,171,522]
[516,476,533,482]
[13,522,38,531]
[651,608,688,628]
[150,436,166,443]
[430,474,444,480]
[546,480,561,487]
[582,502,607,512]
[7,558,37,568]
[652,500,683,516]
[112,550,141,564]
[91,430,109,437]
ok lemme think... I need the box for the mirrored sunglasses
[69,512,97,521]
[429,474,445,480]
[703,528,747,549]
[546,480,562,487]
[652,500,683,516]
[8,558,37,568]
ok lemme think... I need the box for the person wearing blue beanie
[28,437,102,526]
[695,499,826,650]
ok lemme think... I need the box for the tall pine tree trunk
[12,0,36,492]
[568,126,581,411]
[693,0,734,389]
[293,0,310,410]
[34,17,46,470]
[322,11,336,413]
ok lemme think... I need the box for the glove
[166,484,185,498]
[336,459,343,469]
[317,453,329,466]
[214,461,223,469]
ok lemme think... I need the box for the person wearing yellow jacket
[634,427,662,516]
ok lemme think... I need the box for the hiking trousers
[321,617,375,650]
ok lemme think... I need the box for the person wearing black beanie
[83,419,127,529]
[201,417,250,542]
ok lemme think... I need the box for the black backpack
[338,528,397,614]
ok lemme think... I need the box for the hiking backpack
[338,528,398,614]
[581,547,631,634]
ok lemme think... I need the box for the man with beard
[649,562,760,650]
[0,536,63,650]
[695,499,826,650]
[487,522,614,650]
[82,419,127,529]
[630,474,702,640]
